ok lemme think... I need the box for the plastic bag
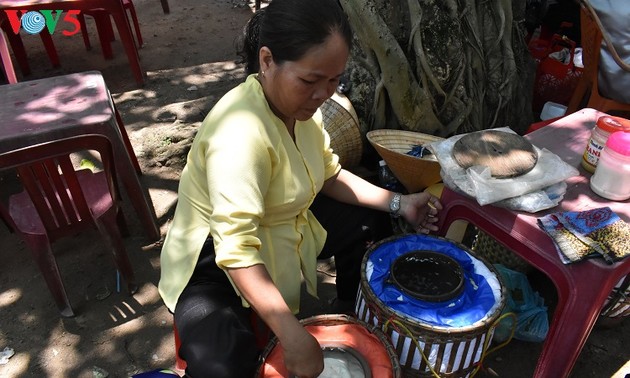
[493,264,549,343]
[495,181,567,213]
[532,34,583,112]
[428,127,579,210]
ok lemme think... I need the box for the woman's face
[259,32,349,123]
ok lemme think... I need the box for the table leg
[534,273,621,377]
[108,5,145,86]
[106,121,159,241]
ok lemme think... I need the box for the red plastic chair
[0,12,60,79]
[77,0,143,60]
[75,0,169,59]
[0,1,145,86]
[0,134,138,317]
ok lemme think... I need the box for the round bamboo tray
[321,93,363,169]
[366,129,444,193]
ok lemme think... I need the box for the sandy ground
[0,0,628,377]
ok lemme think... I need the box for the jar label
[583,137,605,167]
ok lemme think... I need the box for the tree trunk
[339,0,536,137]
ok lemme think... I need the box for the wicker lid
[366,129,444,193]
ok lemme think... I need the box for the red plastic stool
[172,322,186,371]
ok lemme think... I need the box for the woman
[159,0,442,377]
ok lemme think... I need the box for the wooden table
[0,0,144,86]
[433,108,630,377]
[0,71,159,241]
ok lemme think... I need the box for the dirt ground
[0,0,628,377]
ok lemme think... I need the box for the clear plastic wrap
[428,127,579,212]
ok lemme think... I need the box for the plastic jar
[582,116,630,173]
[590,131,630,201]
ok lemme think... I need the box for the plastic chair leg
[160,0,170,14]
[0,30,17,84]
[24,235,74,317]
[93,12,114,60]
[78,13,92,50]
[39,31,60,68]
[4,31,30,76]
[114,105,142,174]
[126,3,143,48]
[95,210,137,295]
[116,206,130,238]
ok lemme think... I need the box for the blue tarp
[366,235,499,328]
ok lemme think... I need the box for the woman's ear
[258,46,273,75]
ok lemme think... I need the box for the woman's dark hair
[237,0,353,75]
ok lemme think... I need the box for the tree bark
[340,0,535,137]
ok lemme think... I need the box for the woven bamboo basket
[355,234,506,378]
[320,93,363,169]
[366,129,443,193]
[257,314,402,377]
[472,231,533,274]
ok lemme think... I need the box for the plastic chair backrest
[0,134,117,241]
[566,5,630,115]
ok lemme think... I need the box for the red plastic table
[0,0,144,86]
[0,71,159,241]
[433,108,630,377]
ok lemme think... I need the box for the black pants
[173,194,392,377]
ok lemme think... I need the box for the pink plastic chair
[0,134,138,317]
[0,22,17,84]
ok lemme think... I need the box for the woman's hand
[399,192,443,234]
[281,322,324,378]
[227,265,323,377]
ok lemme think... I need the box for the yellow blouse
[158,74,341,313]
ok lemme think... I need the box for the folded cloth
[538,207,630,264]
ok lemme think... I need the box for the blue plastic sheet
[367,235,499,328]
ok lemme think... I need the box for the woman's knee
[184,348,259,378]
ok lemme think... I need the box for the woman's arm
[227,265,324,378]
[320,168,443,233]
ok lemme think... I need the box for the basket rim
[359,234,507,335]
[366,129,443,159]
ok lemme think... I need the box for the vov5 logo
[3,10,81,36]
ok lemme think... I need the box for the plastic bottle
[378,160,404,192]
[590,131,630,201]
[582,116,630,173]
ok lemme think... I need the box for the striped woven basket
[366,129,443,193]
[320,93,363,169]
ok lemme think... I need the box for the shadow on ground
[0,0,628,377]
